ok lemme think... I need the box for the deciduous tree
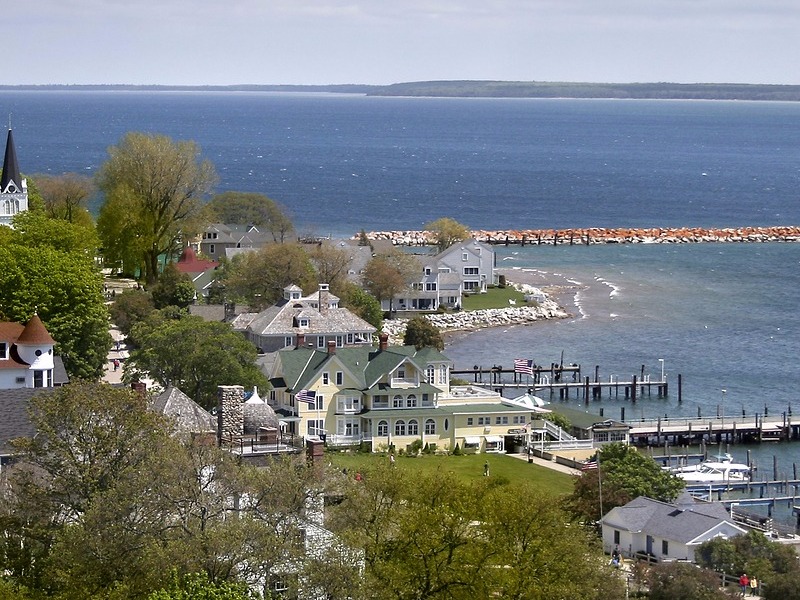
[338,281,383,331]
[362,249,419,315]
[97,133,217,284]
[424,217,471,253]
[403,316,444,350]
[32,172,95,226]
[203,191,293,243]
[127,313,268,409]
[220,243,316,310]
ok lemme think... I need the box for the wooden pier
[452,363,670,402]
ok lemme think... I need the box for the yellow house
[262,334,541,453]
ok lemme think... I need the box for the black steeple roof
[1,129,22,193]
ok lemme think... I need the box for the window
[336,371,343,385]
[464,267,479,275]
[397,367,406,379]
[299,317,309,328]
[347,333,354,344]
[426,365,435,382]
[467,417,474,426]
[0,342,6,359]
[322,372,330,385]
[661,540,669,556]
[373,395,389,408]
[422,393,429,404]
[406,395,417,408]
[425,267,431,275]
[495,416,509,425]
[284,336,293,347]
[307,419,324,436]
[392,395,404,408]
[613,530,620,545]
[317,336,325,348]
[444,418,449,431]
[336,335,343,347]
[425,419,436,435]
[438,365,447,385]
[464,281,479,291]
[314,395,324,411]
[513,415,527,424]
[408,420,419,435]
[336,418,360,436]
[336,396,360,412]
[462,252,468,261]
[425,282,437,291]
[377,420,388,436]
[209,244,215,255]
[395,420,406,436]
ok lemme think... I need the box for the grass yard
[328,451,574,496]
[461,285,528,311]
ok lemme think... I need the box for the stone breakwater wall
[381,300,569,346]
[358,226,800,246]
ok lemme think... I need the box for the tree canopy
[403,316,444,350]
[96,132,217,284]
[565,443,684,524]
[127,312,268,409]
[219,243,316,310]
[203,191,293,243]
[361,249,419,315]
[0,217,110,379]
[32,172,96,227]
[424,217,471,253]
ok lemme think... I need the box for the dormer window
[298,318,309,328]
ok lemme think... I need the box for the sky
[8,0,800,86]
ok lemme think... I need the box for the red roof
[16,314,55,345]
[175,247,219,274]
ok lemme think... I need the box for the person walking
[739,573,749,597]
[749,576,758,596]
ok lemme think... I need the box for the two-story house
[233,284,376,354]
[262,333,538,453]
[385,239,497,313]
[198,224,271,261]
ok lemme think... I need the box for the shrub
[452,443,462,456]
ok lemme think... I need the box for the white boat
[673,454,751,483]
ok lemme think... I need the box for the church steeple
[0,127,28,227]
[1,128,22,193]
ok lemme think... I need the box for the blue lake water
[3,90,800,492]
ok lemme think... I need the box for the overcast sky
[9,0,800,86]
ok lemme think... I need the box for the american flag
[514,358,534,375]
[295,389,316,405]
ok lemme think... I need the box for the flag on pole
[581,459,599,471]
[514,358,534,375]
[295,389,316,405]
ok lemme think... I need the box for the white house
[0,315,59,389]
[386,239,497,313]
[601,494,746,562]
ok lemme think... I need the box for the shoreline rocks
[381,290,568,345]
[357,225,800,246]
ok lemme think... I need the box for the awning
[483,435,503,444]
[464,436,481,445]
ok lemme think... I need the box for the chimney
[217,385,245,447]
[327,340,336,355]
[296,332,305,349]
[131,381,147,396]
[379,333,389,352]
[318,283,329,314]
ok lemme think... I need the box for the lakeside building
[601,494,746,562]
[0,315,66,389]
[259,333,548,453]
[233,284,376,354]
[0,128,28,227]
[383,239,497,313]
[198,223,271,260]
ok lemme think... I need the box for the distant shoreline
[359,226,800,246]
[3,81,800,102]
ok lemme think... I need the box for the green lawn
[461,285,528,311]
[328,451,574,496]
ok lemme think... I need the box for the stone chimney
[379,333,389,351]
[318,283,329,314]
[296,332,305,349]
[217,385,245,446]
[327,340,336,355]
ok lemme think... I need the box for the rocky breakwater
[381,297,568,346]
[360,226,800,246]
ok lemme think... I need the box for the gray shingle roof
[151,386,215,434]
[0,388,46,455]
